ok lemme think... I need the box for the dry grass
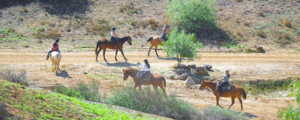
[130,20,137,27]
[135,30,144,37]
[257,30,266,38]
[236,31,243,37]
[284,20,292,28]
[244,21,250,26]
[258,10,264,17]
[284,33,290,40]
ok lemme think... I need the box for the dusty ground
[0,49,300,119]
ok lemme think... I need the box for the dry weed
[284,33,290,40]
[284,20,292,28]
[257,30,266,38]
[244,21,250,26]
[258,10,264,17]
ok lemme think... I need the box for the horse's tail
[162,77,166,89]
[141,37,153,47]
[240,88,247,99]
[95,41,101,55]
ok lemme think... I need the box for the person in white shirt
[139,59,151,79]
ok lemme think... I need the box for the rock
[180,73,189,80]
[67,29,71,32]
[185,76,195,86]
[188,64,197,68]
[203,64,212,71]
[169,75,175,80]
[173,68,185,74]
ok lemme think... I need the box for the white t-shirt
[111,31,116,37]
[141,64,150,71]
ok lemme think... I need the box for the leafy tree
[278,81,300,120]
[166,0,218,33]
[163,27,204,66]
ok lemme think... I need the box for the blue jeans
[110,37,119,45]
[161,34,168,41]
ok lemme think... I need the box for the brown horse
[95,36,132,62]
[198,80,247,110]
[122,68,166,94]
[141,36,166,58]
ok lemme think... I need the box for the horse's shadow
[157,57,194,61]
[242,112,258,119]
[98,62,141,68]
[57,70,73,78]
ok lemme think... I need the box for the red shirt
[51,42,59,51]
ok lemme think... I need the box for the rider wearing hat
[110,27,119,49]
[46,38,60,60]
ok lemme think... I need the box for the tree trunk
[177,55,180,66]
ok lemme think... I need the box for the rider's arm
[113,31,118,38]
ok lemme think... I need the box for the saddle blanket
[137,71,153,81]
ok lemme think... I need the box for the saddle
[136,71,153,85]
[216,82,231,92]
[108,38,117,44]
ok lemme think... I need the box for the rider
[110,27,119,49]
[161,24,169,41]
[46,38,60,60]
[218,70,230,96]
[139,59,151,80]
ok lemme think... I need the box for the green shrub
[54,79,101,102]
[0,69,29,86]
[166,0,218,32]
[105,85,203,120]
[163,27,204,66]
[0,10,2,17]
[202,106,249,120]
[23,8,28,13]
[278,81,300,119]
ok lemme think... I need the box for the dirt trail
[0,51,299,119]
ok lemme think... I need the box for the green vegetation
[0,69,29,86]
[202,106,249,120]
[278,81,300,120]
[0,80,160,119]
[106,85,203,120]
[166,0,218,32]
[54,79,101,102]
[23,8,28,13]
[0,29,28,41]
[163,27,204,66]
[0,10,2,17]
[232,78,296,96]
[222,41,245,49]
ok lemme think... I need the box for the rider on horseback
[110,27,119,49]
[161,24,169,41]
[139,59,151,80]
[46,38,60,60]
[218,70,230,96]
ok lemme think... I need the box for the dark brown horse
[95,36,132,62]
[141,36,166,58]
[122,68,166,94]
[199,80,247,110]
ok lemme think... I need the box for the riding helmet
[143,59,148,62]
[55,38,60,43]
[112,27,117,31]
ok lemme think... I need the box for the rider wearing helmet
[46,38,60,60]
[110,27,119,49]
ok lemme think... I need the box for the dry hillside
[0,0,299,52]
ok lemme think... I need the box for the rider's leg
[46,50,52,60]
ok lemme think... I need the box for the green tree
[278,81,300,120]
[166,0,218,33]
[163,27,204,66]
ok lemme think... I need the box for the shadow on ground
[57,70,72,78]
[98,62,142,68]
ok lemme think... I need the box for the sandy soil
[0,49,299,119]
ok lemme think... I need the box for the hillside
[0,0,299,52]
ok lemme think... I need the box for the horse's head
[199,80,207,90]
[123,69,129,81]
[126,36,132,45]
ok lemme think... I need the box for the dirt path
[0,50,299,119]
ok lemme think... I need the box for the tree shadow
[243,112,258,119]
[57,70,72,78]
[98,62,142,68]
[0,0,90,15]
[157,57,194,61]
[195,27,231,46]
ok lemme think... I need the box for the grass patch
[54,79,101,102]
[105,85,203,120]
[0,80,157,119]
[0,68,29,86]
[0,29,28,41]
[202,106,249,120]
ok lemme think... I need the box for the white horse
[50,51,61,75]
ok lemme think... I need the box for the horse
[122,68,166,94]
[198,80,247,110]
[95,36,132,62]
[141,36,166,58]
[50,51,61,75]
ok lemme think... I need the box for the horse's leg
[119,47,127,62]
[158,84,166,95]
[153,85,158,91]
[216,96,223,108]
[103,48,107,62]
[58,56,61,71]
[155,45,159,58]
[115,46,119,62]
[148,45,153,56]
[96,47,102,62]
[238,97,243,111]
[228,96,236,110]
